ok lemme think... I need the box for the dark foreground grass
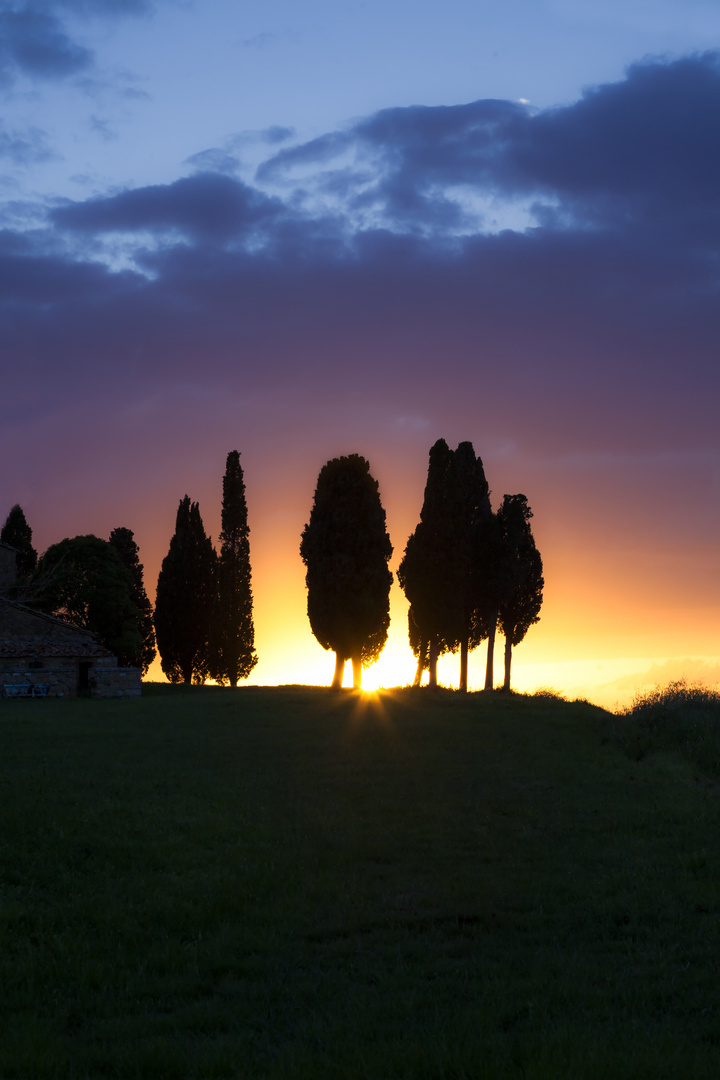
[1,685,720,1078]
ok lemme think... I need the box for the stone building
[0,543,141,699]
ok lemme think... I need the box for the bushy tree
[300,454,393,690]
[1,504,37,578]
[408,605,429,687]
[108,527,156,674]
[398,439,459,688]
[472,508,507,691]
[154,497,216,684]
[399,439,491,689]
[209,451,257,686]
[497,494,544,692]
[34,535,143,662]
[452,442,492,691]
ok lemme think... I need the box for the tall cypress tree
[154,496,216,684]
[398,439,462,688]
[1,504,37,578]
[452,442,492,691]
[497,495,544,692]
[209,451,257,686]
[300,454,393,690]
[108,527,157,674]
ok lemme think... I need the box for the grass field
[1,684,720,1078]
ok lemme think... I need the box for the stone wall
[1,660,141,698]
[90,666,142,698]
[1,667,78,697]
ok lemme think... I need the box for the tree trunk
[503,635,512,692]
[428,638,438,689]
[484,612,497,691]
[459,635,468,692]
[352,654,362,690]
[331,652,344,690]
[413,652,424,687]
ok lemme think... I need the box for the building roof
[0,637,113,658]
[0,597,114,658]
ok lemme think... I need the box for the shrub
[614,679,720,776]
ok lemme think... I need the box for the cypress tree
[209,451,257,686]
[1,504,37,578]
[154,496,216,684]
[108,527,157,674]
[398,439,462,688]
[452,442,492,691]
[473,508,506,691]
[408,606,429,687]
[300,454,393,690]
[496,495,544,692]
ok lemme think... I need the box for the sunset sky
[1,0,718,705]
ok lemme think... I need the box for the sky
[1,0,719,705]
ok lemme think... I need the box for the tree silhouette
[398,439,458,687]
[108,527,156,674]
[399,439,492,689]
[497,495,544,692]
[34,535,143,662]
[452,442,492,691]
[472,509,507,691]
[300,454,392,690]
[154,497,216,684]
[408,605,429,687]
[1,504,37,578]
[209,451,257,686]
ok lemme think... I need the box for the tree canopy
[108,527,157,674]
[154,496,216,684]
[209,451,257,686]
[300,454,392,690]
[399,439,492,688]
[497,494,544,691]
[34,534,144,662]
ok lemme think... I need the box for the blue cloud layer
[0,53,718,464]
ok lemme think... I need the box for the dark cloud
[259,52,720,233]
[0,0,156,86]
[260,125,295,145]
[0,53,718,464]
[0,122,55,165]
[51,173,285,241]
[183,148,241,176]
[0,6,92,83]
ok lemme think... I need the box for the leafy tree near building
[497,494,544,692]
[34,535,144,662]
[209,451,257,686]
[108,527,156,674]
[1,504,37,579]
[300,454,393,690]
[154,497,216,684]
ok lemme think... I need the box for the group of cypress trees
[3,440,542,692]
[154,451,257,685]
[302,440,543,692]
[399,439,544,692]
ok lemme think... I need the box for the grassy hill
[1,686,719,1078]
